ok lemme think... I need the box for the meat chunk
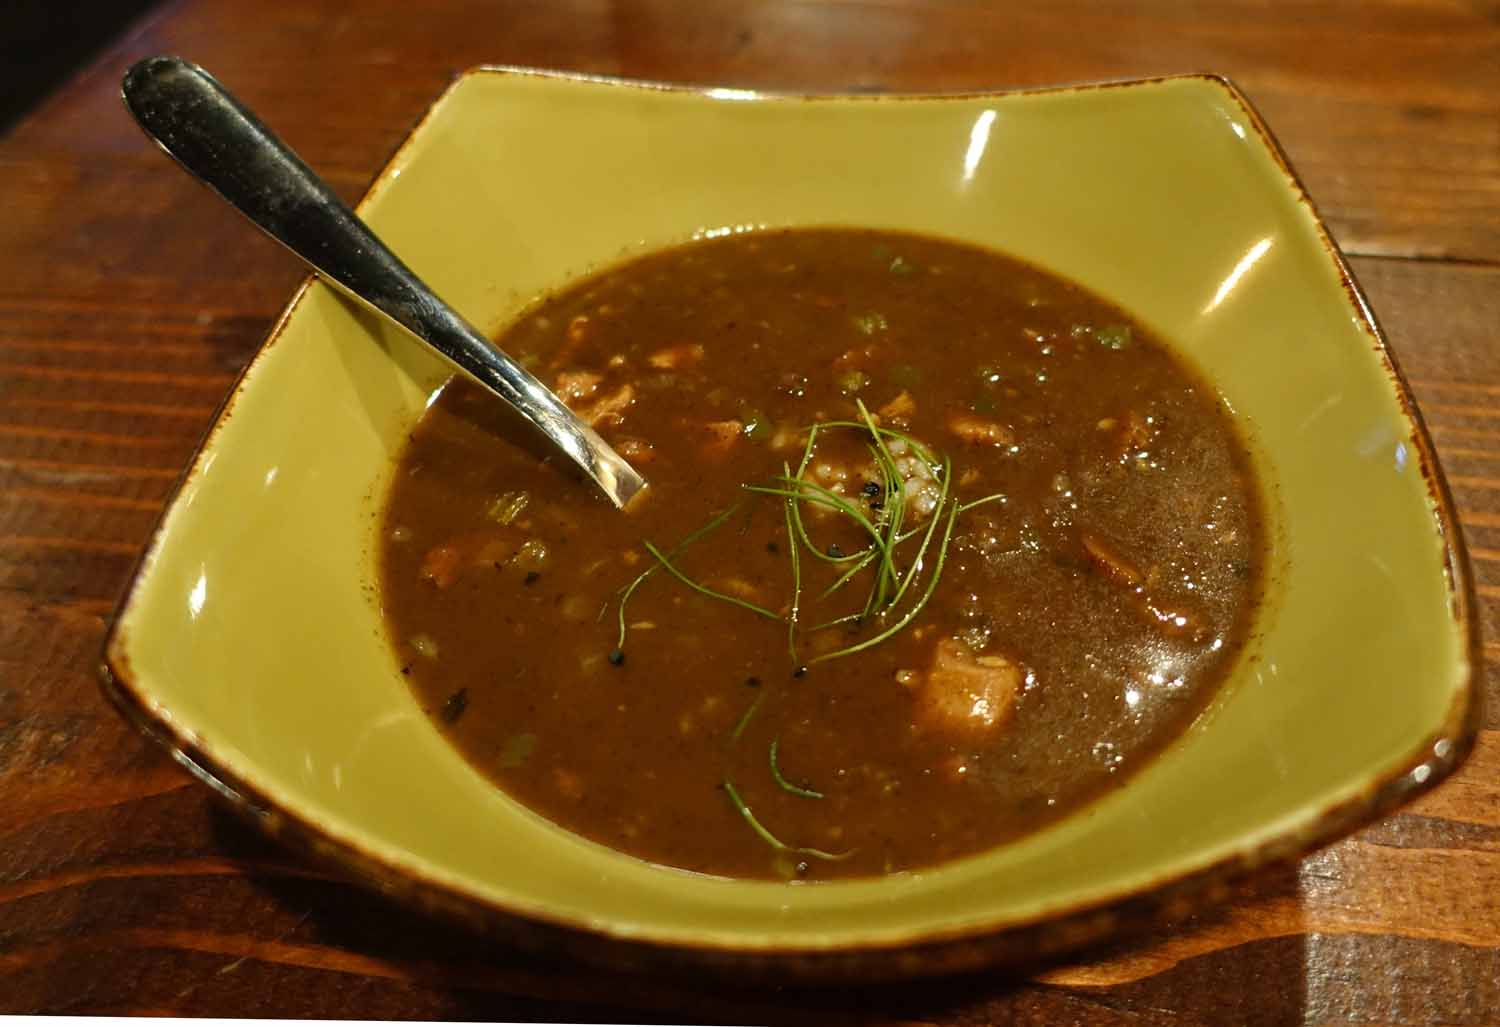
[1080,532,1147,589]
[647,344,705,369]
[574,384,636,427]
[615,436,655,462]
[879,390,916,421]
[419,544,462,588]
[947,413,1014,447]
[910,638,1022,736]
[554,370,602,404]
[548,315,596,368]
[555,370,638,426]
[701,419,744,456]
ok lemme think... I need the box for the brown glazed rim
[99,68,1481,981]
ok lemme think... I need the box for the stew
[379,228,1266,881]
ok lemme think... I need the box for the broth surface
[380,228,1265,880]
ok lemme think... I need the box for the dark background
[1,1,162,132]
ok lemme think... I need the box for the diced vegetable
[739,409,773,442]
[485,490,530,525]
[514,539,550,572]
[498,733,538,769]
[836,369,871,394]
[888,363,924,388]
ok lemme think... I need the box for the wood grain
[0,0,1496,1021]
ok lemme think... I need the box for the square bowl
[101,68,1478,978]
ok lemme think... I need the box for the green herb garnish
[732,690,767,741]
[769,737,824,799]
[611,410,1012,863]
[810,499,959,664]
[781,462,802,664]
[615,504,740,652]
[642,540,783,622]
[722,779,849,861]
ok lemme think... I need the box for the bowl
[101,68,1479,978]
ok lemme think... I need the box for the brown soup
[379,228,1265,881]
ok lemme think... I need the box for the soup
[379,228,1265,881]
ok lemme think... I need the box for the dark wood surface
[0,1,161,132]
[2,0,1497,1021]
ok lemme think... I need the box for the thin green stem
[958,492,1007,514]
[811,498,961,664]
[822,549,878,599]
[643,541,783,622]
[785,425,862,566]
[744,480,897,597]
[807,611,865,631]
[782,463,802,664]
[862,439,902,609]
[887,457,952,609]
[747,479,879,544]
[770,737,824,799]
[722,779,850,861]
[732,690,766,741]
[616,504,740,649]
[806,420,938,467]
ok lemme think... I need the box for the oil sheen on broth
[380,228,1265,881]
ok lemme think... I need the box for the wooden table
[3,1,1496,1020]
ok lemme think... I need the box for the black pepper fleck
[440,688,469,723]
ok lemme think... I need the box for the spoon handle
[121,56,645,509]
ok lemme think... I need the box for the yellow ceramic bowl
[102,69,1479,978]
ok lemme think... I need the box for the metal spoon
[121,56,646,509]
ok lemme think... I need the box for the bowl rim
[99,66,1481,980]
